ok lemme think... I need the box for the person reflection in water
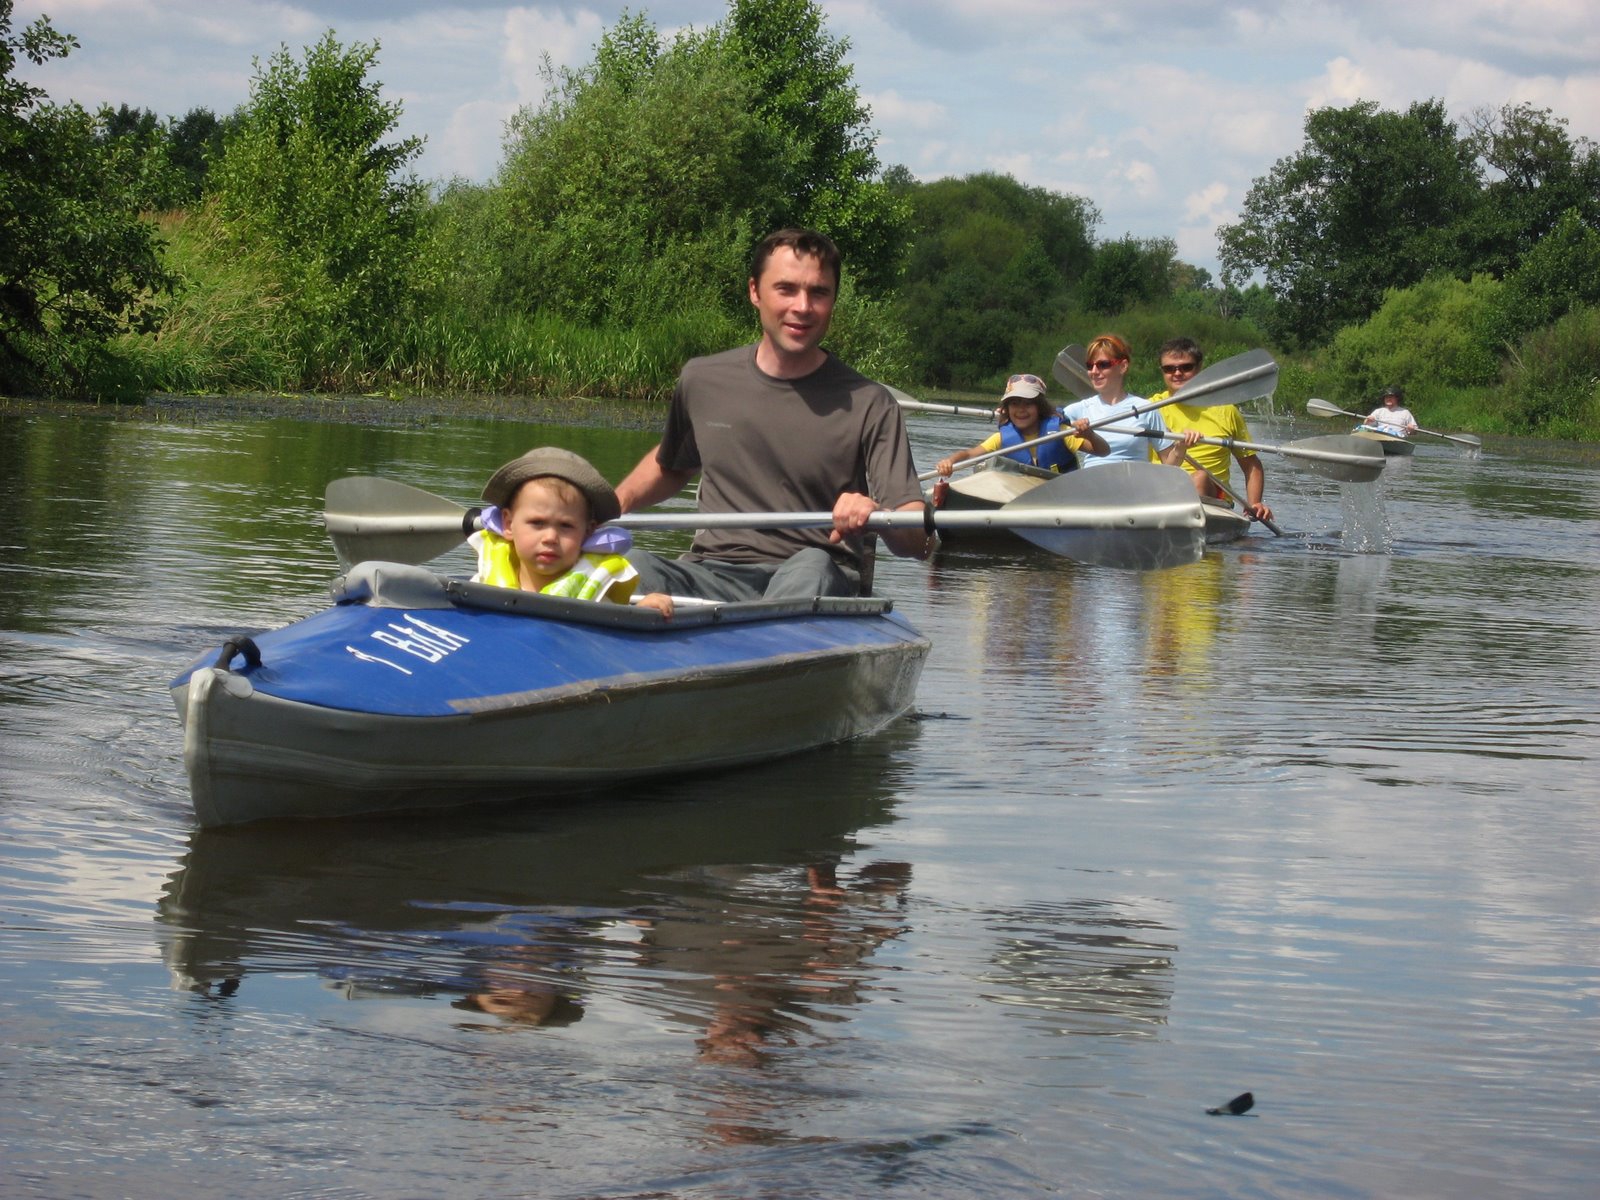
[667,859,912,1146]
[689,860,912,1068]
[453,970,584,1027]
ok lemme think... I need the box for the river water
[1,397,1597,1198]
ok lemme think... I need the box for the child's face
[504,479,592,586]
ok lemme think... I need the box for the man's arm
[830,494,934,559]
[615,446,695,514]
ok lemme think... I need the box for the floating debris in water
[1206,1091,1255,1116]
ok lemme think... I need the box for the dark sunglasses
[1086,359,1123,371]
[1161,361,1199,374]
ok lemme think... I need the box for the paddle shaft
[329,503,1204,539]
[325,464,1209,573]
[895,396,997,419]
[1179,451,1284,536]
[1112,426,1382,472]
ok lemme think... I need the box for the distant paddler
[1148,337,1275,526]
[1359,385,1418,438]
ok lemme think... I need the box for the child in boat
[472,447,674,617]
[932,373,1108,477]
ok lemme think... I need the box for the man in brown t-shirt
[614,228,933,601]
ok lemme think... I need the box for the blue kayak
[171,562,929,828]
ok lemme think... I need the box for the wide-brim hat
[1380,385,1405,401]
[481,447,620,523]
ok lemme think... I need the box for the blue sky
[15,1,1600,278]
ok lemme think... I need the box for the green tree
[894,172,1098,385]
[722,0,907,293]
[1326,273,1503,400]
[168,107,230,202]
[496,14,768,325]
[1490,208,1600,344]
[95,102,187,210]
[1462,102,1600,276]
[1217,99,1481,346]
[0,1,172,395]
[494,0,910,326]
[1079,235,1177,314]
[209,31,427,379]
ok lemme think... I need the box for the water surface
[1,399,1596,1198]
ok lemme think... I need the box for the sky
[13,0,1600,278]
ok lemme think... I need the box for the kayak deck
[172,562,929,827]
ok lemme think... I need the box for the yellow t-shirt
[1148,393,1255,486]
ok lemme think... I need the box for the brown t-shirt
[657,344,924,568]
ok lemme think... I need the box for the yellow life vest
[469,530,638,604]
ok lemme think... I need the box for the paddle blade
[1280,435,1386,482]
[1174,348,1277,410]
[1003,463,1205,570]
[1052,344,1096,399]
[1305,397,1356,420]
[324,476,477,568]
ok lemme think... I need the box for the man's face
[1159,354,1200,392]
[748,247,836,360]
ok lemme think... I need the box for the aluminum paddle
[1305,397,1483,449]
[888,385,996,420]
[325,466,1207,572]
[1109,427,1385,483]
[1051,344,1098,399]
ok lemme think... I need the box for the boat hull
[935,463,1056,548]
[171,563,929,828]
[935,465,1247,546]
[1353,427,1415,455]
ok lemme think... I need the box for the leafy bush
[0,6,171,397]
[1488,208,1600,346]
[208,31,429,385]
[1324,273,1502,404]
[1494,304,1600,438]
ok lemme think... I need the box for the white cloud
[1183,182,1230,226]
[502,7,607,106]
[865,89,948,132]
[10,0,1600,276]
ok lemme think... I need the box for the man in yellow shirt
[1150,337,1274,524]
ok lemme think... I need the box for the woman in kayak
[932,373,1107,478]
[1059,334,1184,467]
[471,446,674,616]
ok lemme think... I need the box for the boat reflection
[155,725,921,1057]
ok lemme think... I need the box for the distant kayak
[1353,426,1415,455]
